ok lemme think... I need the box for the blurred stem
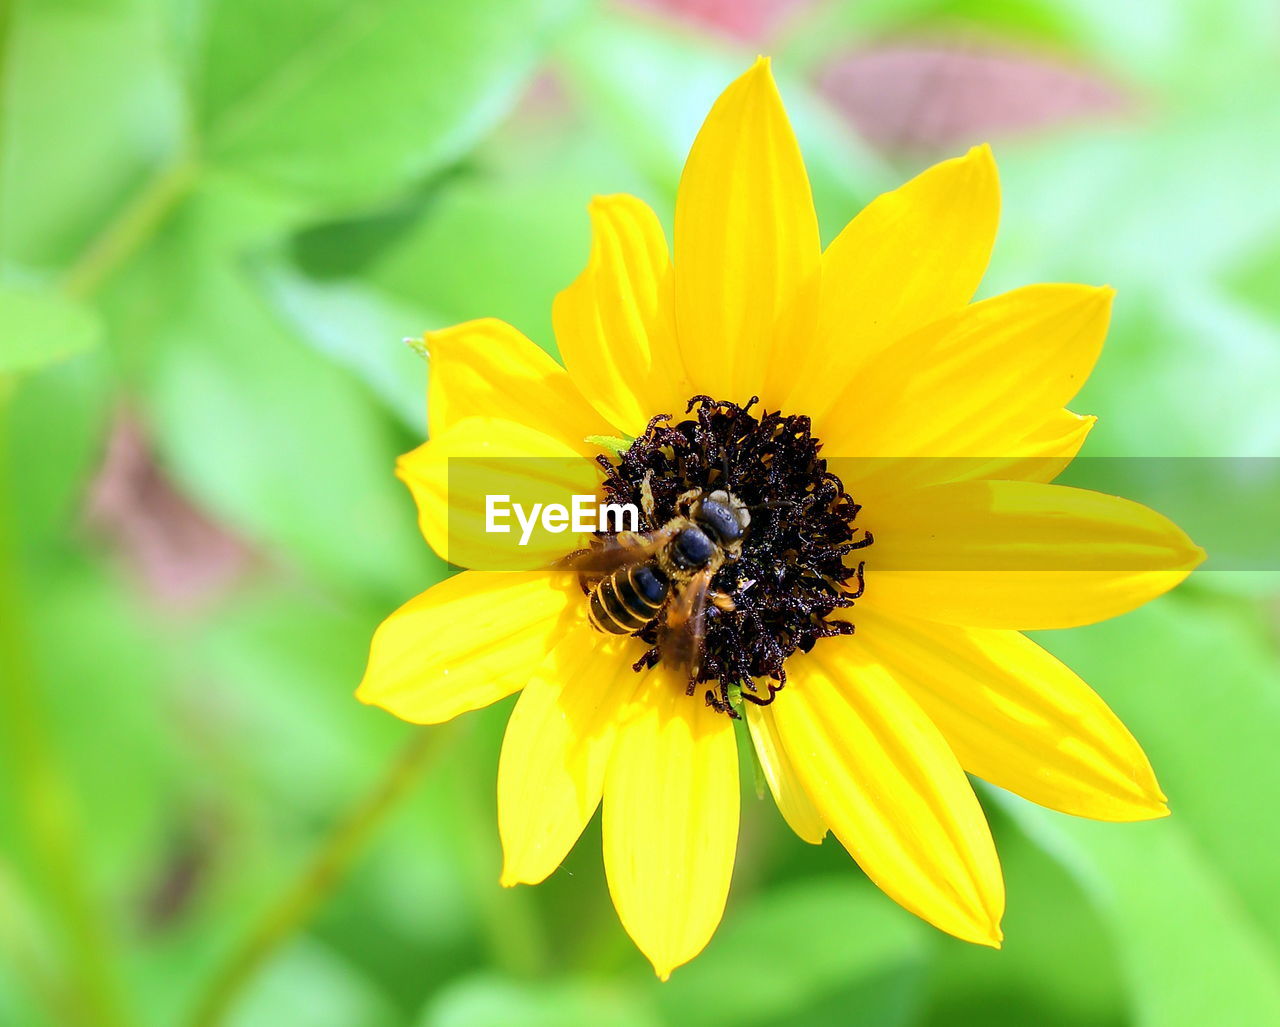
[0,0,13,263]
[0,390,132,1027]
[451,747,548,978]
[59,155,199,301]
[0,856,73,1024]
[187,726,452,1027]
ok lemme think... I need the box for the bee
[562,479,752,685]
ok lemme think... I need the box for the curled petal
[554,195,689,435]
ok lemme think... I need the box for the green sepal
[729,685,768,800]
[585,433,632,457]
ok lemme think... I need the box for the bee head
[694,490,750,545]
[672,526,717,569]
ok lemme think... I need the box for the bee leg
[675,487,703,514]
[710,591,735,612]
[631,647,660,673]
[703,686,741,719]
[560,547,595,595]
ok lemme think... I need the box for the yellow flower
[358,58,1204,979]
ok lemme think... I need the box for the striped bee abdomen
[587,564,669,634]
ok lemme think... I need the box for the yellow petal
[777,144,1000,419]
[357,571,575,724]
[603,668,739,980]
[397,416,601,569]
[774,645,1004,945]
[820,284,1113,464]
[744,701,827,843]
[984,408,1097,484]
[863,480,1205,629]
[674,57,820,404]
[830,409,1097,505]
[426,318,603,452]
[554,195,691,436]
[498,623,645,886]
[856,607,1168,821]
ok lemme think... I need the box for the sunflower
[358,58,1203,979]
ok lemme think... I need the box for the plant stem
[0,390,132,1027]
[187,727,452,1027]
[451,748,548,979]
[0,0,13,265]
[59,156,199,301]
[0,855,73,1024]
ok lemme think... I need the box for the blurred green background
[2,0,1279,1024]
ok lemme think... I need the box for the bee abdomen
[588,565,669,635]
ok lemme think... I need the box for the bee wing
[660,567,712,683]
[556,527,676,575]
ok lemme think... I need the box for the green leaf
[0,854,62,1025]
[998,801,1280,1026]
[4,351,114,548]
[126,178,438,597]
[916,0,1084,46]
[1025,0,1280,99]
[1005,596,1280,1025]
[983,107,1280,462]
[655,877,928,1027]
[228,939,398,1027]
[421,974,658,1027]
[348,133,642,353]
[193,0,591,210]
[255,259,435,432]
[986,99,1280,292]
[0,287,101,374]
[921,810,1126,1026]
[557,10,890,245]
[9,558,183,906]
[0,0,184,270]
[190,579,411,807]
[844,0,1280,102]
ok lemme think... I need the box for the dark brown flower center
[592,396,871,716]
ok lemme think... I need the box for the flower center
[588,396,870,716]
